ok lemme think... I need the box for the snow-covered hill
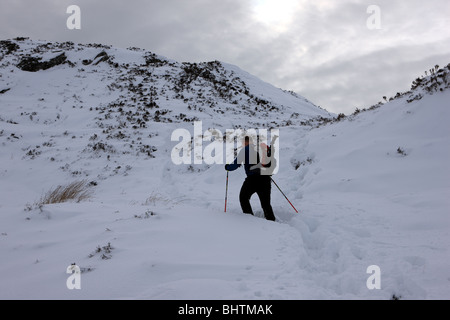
[0,38,449,300]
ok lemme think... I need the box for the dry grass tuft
[38,180,92,205]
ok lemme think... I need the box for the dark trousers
[239,175,276,221]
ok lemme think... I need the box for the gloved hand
[225,164,230,171]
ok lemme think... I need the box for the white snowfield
[0,39,449,300]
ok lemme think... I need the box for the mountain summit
[0,38,331,129]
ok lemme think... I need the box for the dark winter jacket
[225,145,260,176]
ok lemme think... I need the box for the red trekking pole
[224,171,229,212]
[271,178,299,214]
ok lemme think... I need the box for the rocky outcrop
[17,52,67,72]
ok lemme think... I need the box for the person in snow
[225,136,276,221]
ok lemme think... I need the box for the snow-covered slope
[0,38,449,300]
[281,87,450,300]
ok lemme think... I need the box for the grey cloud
[1,0,449,114]
[289,43,450,113]
[240,0,450,113]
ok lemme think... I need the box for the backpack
[251,135,278,175]
[260,143,271,168]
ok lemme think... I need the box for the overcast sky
[1,0,449,114]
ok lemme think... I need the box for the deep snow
[0,39,449,300]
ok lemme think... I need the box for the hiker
[225,136,276,221]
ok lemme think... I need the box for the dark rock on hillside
[17,52,67,72]
[0,40,20,55]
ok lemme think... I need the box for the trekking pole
[224,171,229,212]
[271,178,299,213]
